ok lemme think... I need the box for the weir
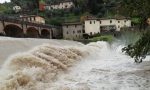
[0,38,150,90]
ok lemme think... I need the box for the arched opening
[4,24,23,37]
[41,29,50,38]
[26,27,39,38]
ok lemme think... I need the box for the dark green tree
[87,0,104,15]
[118,0,150,29]
[122,30,150,63]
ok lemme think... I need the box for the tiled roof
[85,17,130,21]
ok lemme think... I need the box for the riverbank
[76,35,116,44]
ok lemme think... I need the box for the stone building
[84,17,131,35]
[20,15,45,24]
[62,22,83,40]
[45,0,74,10]
[84,18,100,36]
[62,17,131,40]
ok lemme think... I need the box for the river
[0,37,150,90]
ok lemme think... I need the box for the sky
[0,0,10,3]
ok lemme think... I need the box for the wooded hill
[1,0,150,28]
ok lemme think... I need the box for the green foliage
[131,18,141,24]
[46,17,63,25]
[118,0,150,28]
[119,30,141,45]
[122,30,150,63]
[0,4,7,13]
[2,0,150,27]
[89,35,115,43]
[0,3,13,14]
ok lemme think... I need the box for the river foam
[0,42,90,90]
[0,37,150,90]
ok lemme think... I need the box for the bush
[89,35,114,42]
[122,30,150,63]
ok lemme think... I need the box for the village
[0,0,132,41]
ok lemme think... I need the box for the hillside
[1,0,150,28]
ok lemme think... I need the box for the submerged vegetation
[122,30,150,63]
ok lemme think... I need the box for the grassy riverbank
[77,35,115,44]
[89,35,115,42]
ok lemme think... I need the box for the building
[13,6,21,13]
[45,0,74,10]
[62,22,83,40]
[84,18,100,36]
[20,15,45,24]
[62,17,131,40]
[84,17,131,35]
[147,18,150,25]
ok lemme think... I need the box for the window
[67,31,69,34]
[118,26,120,28]
[66,25,68,28]
[94,21,95,24]
[100,20,102,24]
[90,21,92,24]
[90,32,92,35]
[118,21,120,23]
[83,25,85,28]
[75,25,77,28]
[82,30,85,33]
[73,31,75,34]
[34,17,36,21]
[65,5,68,8]
[110,20,112,23]
[124,20,126,23]
[78,30,81,33]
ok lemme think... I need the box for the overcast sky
[0,0,10,3]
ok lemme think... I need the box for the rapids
[0,37,150,90]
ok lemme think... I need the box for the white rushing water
[0,37,150,90]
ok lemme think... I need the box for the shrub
[89,35,114,42]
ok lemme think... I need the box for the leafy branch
[122,30,150,63]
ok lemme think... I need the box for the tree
[72,0,88,13]
[87,0,104,15]
[122,30,150,63]
[118,0,150,29]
